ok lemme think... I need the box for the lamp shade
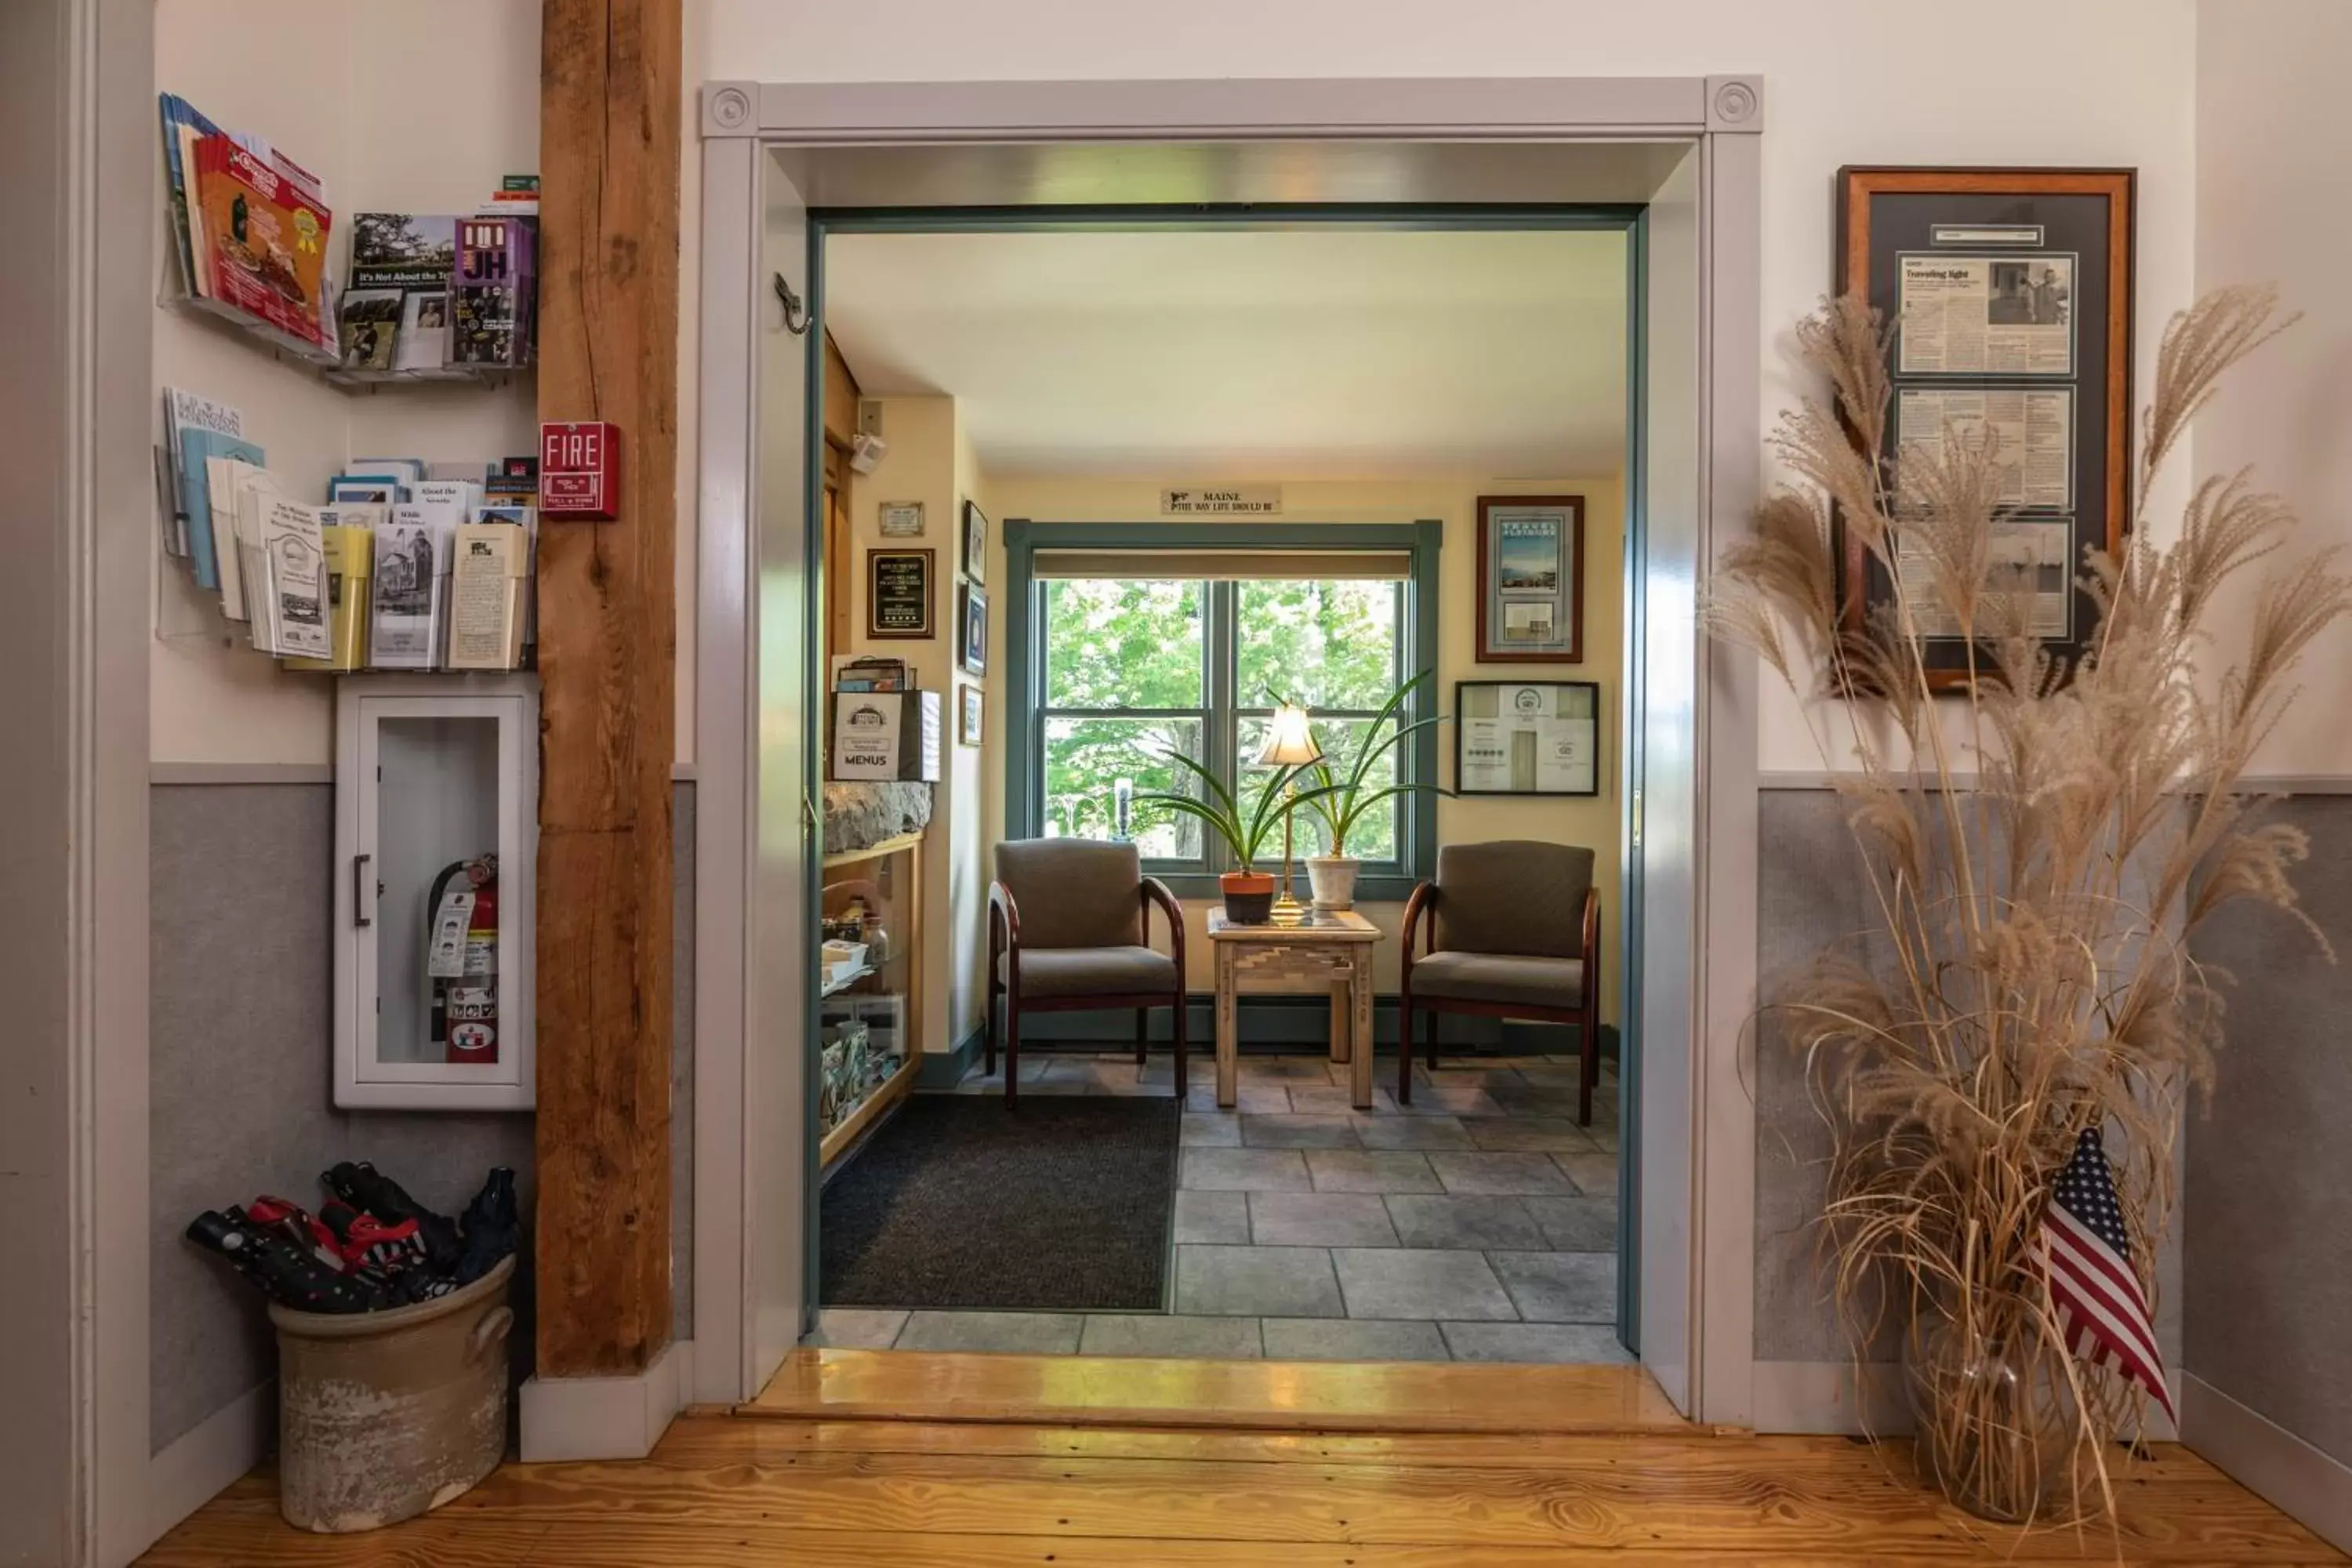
[1254,703,1323,768]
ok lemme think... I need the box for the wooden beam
[822,329,862,453]
[533,0,681,1377]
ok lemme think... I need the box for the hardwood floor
[746,1346,1689,1432]
[142,1358,2344,1565]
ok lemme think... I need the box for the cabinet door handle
[354,853,374,927]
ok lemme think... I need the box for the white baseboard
[519,1338,694,1462]
[1751,1359,1909,1436]
[146,1381,271,1546]
[2183,1373,2352,1553]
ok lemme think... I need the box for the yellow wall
[841,397,1008,1054]
[979,474,1625,1025]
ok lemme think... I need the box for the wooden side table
[1205,909,1381,1109]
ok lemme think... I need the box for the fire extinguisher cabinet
[333,675,538,1110]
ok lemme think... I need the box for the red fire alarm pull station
[539,421,619,520]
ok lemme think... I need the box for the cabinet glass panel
[819,842,915,1139]
[375,716,506,1065]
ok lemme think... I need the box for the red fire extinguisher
[427,855,499,1065]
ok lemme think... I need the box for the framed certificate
[1837,166,2134,688]
[1454,681,1600,797]
[1475,495,1584,662]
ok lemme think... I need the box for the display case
[333,675,537,1109]
[818,830,925,1169]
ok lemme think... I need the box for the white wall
[840,397,996,1054]
[150,1,539,766]
[2194,0,2352,778]
[677,0,2201,774]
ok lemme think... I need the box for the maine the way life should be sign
[1162,486,1282,516]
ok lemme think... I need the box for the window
[1040,578,1206,857]
[1011,523,1443,898]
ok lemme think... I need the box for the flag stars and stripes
[2037,1126,2174,1423]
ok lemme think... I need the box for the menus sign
[867,547,934,639]
[1454,680,1600,797]
[1161,486,1281,516]
[539,421,618,520]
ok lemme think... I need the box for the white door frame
[693,74,1762,1425]
[13,0,155,1561]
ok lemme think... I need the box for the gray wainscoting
[1755,785,2222,1403]
[671,782,695,1340]
[150,780,699,1456]
[2185,794,2352,1469]
[1753,789,1883,1366]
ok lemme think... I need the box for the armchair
[986,839,1186,1106]
[1396,841,1601,1123]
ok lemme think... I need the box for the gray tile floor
[815,1049,1626,1365]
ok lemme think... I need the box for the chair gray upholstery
[1432,841,1594,958]
[1011,946,1180,1000]
[1408,952,1582,1011]
[994,839,1143,949]
[987,837,1187,1104]
[1401,839,1600,1122]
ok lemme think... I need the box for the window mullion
[1206,580,1236,877]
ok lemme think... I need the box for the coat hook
[773,273,811,336]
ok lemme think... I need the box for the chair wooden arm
[1399,880,1437,975]
[1141,876,1186,976]
[989,880,1021,952]
[1581,885,1599,969]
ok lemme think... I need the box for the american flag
[2037,1126,2175,1422]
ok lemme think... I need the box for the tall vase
[1903,1306,2082,1523]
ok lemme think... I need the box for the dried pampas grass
[1708,286,2348,1534]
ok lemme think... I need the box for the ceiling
[822,227,1628,481]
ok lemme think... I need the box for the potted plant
[1290,671,1452,912]
[1136,750,1341,924]
[1706,288,2346,1528]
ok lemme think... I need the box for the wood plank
[822,829,924,871]
[822,329,862,452]
[532,0,682,1376]
[437,1432,2330,1560]
[818,1044,920,1169]
[138,1411,2346,1566]
[502,1526,1982,1568]
[741,1348,1690,1433]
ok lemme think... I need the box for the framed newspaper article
[1475,495,1584,662]
[1836,167,2135,690]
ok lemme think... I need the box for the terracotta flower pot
[1220,869,1275,924]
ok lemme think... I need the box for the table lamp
[1254,702,1323,925]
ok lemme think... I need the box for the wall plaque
[867,547,934,639]
[1161,486,1281,516]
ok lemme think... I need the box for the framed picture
[1475,495,1584,662]
[866,547,933,639]
[1454,681,1600,797]
[878,500,924,537]
[1837,166,2136,688]
[961,499,989,585]
[958,579,988,675]
[960,684,983,747]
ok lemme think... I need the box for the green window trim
[1004,519,1443,901]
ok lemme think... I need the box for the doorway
[804,215,1637,1365]
[690,79,1762,1424]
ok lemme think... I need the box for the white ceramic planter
[1305,856,1359,912]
